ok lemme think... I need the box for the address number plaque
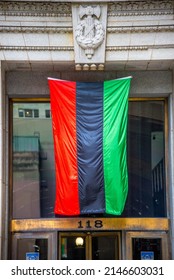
[11,218,169,232]
[77,220,103,229]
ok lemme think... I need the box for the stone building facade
[0,0,174,259]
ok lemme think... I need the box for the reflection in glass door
[91,234,120,260]
[59,232,120,260]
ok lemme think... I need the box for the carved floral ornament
[75,5,105,59]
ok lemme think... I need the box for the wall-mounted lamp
[75,237,84,247]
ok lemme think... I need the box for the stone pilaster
[168,71,174,259]
[0,61,8,259]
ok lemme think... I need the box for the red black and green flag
[48,77,131,216]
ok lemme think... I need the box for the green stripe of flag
[103,77,131,215]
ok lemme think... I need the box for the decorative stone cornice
[107,25,174,33]
[1,24,173,34]
[0,46,74,51]
[1,44,172,52]
[106,45,173,51]
[0,1,71,17]
[0,1,173,18]
[0,26,72,33]
[106,46,148,51]
[108,0,173,17]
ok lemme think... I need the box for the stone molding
[107,25,174,33]
[108,0,173,17]
[0,46,74,51]
[0,26,72,33]
[0,1,173,18]
[106,46,148,51]
[106,45,173,51]
[0,2,71,17]
[1,25,173,34]
[1,44,172,52]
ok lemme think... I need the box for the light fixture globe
[75,237,84,246]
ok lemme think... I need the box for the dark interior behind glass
[12,100,166,218]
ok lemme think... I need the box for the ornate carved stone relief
[1,1,173,18]
[108,0,173,16]
[0,1,71,17]
[75,5,104,59]
[72,4,107,66]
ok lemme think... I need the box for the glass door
[60,233,87,260]
[125,231,169,259]
[59,232,121,260]
[12,232,57,260]
[90,232,120,260]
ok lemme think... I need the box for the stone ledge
[108,25,174,33]
[2,45,173,52]
[0,26,72,33]
[0,46,74,51]
[1,25,173,34]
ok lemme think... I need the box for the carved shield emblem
[75,5,105,59]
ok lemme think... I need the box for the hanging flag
[48,77,132,216]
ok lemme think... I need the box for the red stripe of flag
[49,79,80,215]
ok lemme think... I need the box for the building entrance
[11,229,169,260]
[59,232,120,260]
[10,98,169,260]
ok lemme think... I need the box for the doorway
[11,229,169,259]
[59,232,121,260]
